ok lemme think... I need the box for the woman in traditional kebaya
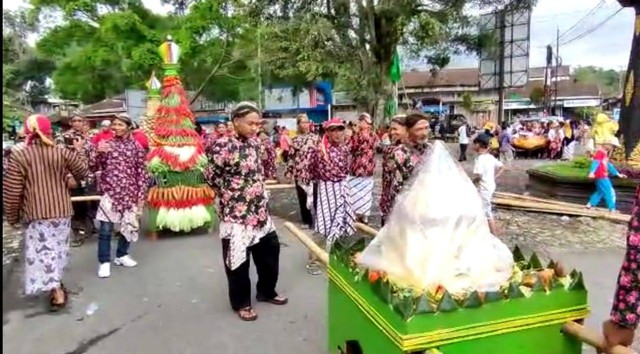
[206,102,287,322]
[89,113,148,279]
[384,112,430,219]
[347,113,379,224]
[285,114,319,229]
[3,114,88,310]
[379,115,407,226]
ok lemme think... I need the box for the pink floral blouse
[309,142,349,182]
[610,185,639,329]
[88,135,148,213]
[381,143,428,219]
[349,130,378,177]
[285,133,319,185]
[260,138,277,180]
[205,136,269,228]
[379,142,402,222]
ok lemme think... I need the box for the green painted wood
[329,256,588,354]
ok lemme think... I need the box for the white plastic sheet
[358,141,513,295]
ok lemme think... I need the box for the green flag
[389,50,401,83]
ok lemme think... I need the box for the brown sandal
[49,287,67,312]
[256,294,289,305]
[236,307,257,321]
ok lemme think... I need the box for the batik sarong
[24,218,71,295]
[348,176,374,217]
[314,180,356,247]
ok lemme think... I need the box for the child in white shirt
[472,134,506,235]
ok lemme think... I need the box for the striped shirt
[3,142,89,224]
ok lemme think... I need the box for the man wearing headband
[205,101,288,321]
[379,115,408,225]
[308,117,356,271]
[347,113,378,224]
[4,114,89,311]
[91,113,149,278]
[57,113,96,246]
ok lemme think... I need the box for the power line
[559,8,623,46]
[555,0,606,43]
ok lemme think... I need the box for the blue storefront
[262,81,333,123]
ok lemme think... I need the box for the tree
[237,0,532,124]
[529,86,544,107]
[572,66,624,97]
[3,9,54,130]
[461,92,474,112]
[30,0,254,104]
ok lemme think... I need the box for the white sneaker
[114,255,138,268]
[98,263,111,278]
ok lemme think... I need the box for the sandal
[49,287,67,312]
[256,294,289,305]
[306,261,322,276]
[236,306,258,321]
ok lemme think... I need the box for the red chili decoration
[146,145,204,171]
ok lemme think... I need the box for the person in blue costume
[586,137,628,212]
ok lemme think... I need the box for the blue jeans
[98,221,131,264]
[588,178,616,211]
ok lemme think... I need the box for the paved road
[3,217,328,354]
[3,145,637,353]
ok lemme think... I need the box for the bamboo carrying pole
[70,184,295,203]
[286,222,633,354]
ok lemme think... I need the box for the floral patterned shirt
[309,142,350,182]
[610,185,640,329]
[260,138,277,180]
[205,135,270,228]
[379,142,402,221]
[285,133,319,185]
[88,134,148,214]
[383,142,428,218]
[349,130,378,177]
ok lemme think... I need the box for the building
[261,81,333,127]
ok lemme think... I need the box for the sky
[3,0,636,71]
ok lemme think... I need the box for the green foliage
[572,66,624,97]
[461,92,474,111]
[571,156,590,169]
[30,0,257,103]
[529,86,544,106]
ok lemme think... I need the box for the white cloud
[449,0,634,70]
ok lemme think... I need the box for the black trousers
[295,182,314,227]
[221,231,280,311]
[459,143,468,161]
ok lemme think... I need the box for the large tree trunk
[619,4,640,159]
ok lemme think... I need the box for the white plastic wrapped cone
[358,140,514,295]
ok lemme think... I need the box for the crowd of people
[1,104,637,350]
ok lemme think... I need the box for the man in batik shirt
[379,115,407,226]
[206,102,288,322]
[347,113,379,224]
[309,119,356,262]
[57,113,95,246]
[384,112,430,221]
[285,114,319,229]
[601,185,639,351]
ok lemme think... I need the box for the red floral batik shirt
[381,142,428,219]
[205,135,270,228]
[349,130,378,177]
[309,142,349,182]
[285,133,319,185]
[379,142,402,221]
[610,185,640,330]
[260,138,277,180]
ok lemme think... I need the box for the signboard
[562,99,600,108]
[504,100,536,109]
[125,89,147,123]
[479,6,532,90]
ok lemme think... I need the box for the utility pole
[257,27,263,110]
[497,10,506,123]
